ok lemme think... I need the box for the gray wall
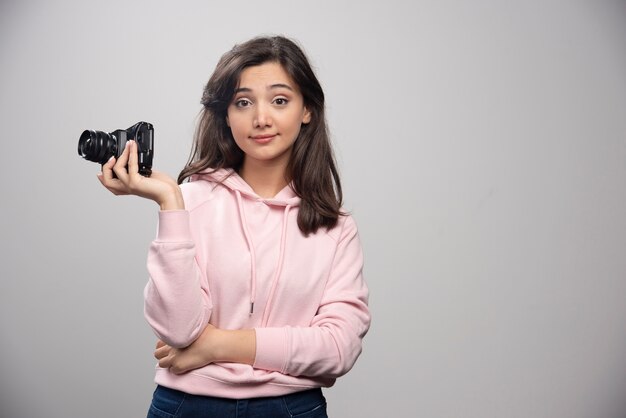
[1,1,625,417]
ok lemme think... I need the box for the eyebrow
[234,83,295,94]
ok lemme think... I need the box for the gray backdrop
[1,1,625,417]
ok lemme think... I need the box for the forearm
[155,325,256,374]
[213,328,256,365]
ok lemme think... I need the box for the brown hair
[178,35,343,235]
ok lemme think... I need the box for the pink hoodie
[144,169,370,398]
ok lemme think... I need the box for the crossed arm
[98,141,255,374]
[153,324,256,374]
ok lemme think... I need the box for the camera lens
[77,130,117,163]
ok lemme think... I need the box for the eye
[234,98,252,108]
[273,97,289,106]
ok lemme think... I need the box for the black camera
[78,121,154,176]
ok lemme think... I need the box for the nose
[253,104,272,128]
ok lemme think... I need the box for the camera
[78,121,154,176]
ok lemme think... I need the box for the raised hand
[97,140,184,210]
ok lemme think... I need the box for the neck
[239,159,290,198]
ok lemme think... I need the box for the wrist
[215,329,256,365]
[158,188,185,211]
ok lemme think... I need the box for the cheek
[227,116,246,138]
[230,128,246,147]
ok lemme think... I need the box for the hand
[97,140,184,210]
[154,324,219,374]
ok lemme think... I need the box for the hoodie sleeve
[253,216,371,378]
[144,210,213,348]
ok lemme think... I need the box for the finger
[97,172,110,189]
[97,158,128,195]
[171,363,188,375]
[168,356,190,375]
[112,141,132,182]
[154,350,164,361]
[100,156,116,183]
[127,140,139,175]
[156,340,166,349]
[154,345,170,360]
[158,354,172,369]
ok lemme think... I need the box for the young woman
[98,35,370,418]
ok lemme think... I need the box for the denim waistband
[148,385,327,418]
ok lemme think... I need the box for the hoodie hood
[192,168,298,318]
[192,168,302,208]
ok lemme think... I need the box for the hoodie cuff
[156,210,192,242]
[253,327,289,373]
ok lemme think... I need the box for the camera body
[78,121,154,176]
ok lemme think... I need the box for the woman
[98,35,370,418]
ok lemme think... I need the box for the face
[226,61,311,170]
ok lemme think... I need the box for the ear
[225,115,230,127]
[302,107,312,125]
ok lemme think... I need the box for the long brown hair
[179,35,343,235]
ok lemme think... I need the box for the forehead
[237,62,296,89]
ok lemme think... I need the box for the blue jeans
[147,385,328,418]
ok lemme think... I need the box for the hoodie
[144,168,370,399]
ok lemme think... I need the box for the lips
[250,134,276,144]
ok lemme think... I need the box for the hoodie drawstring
[235,190,292,320]
[235,190,257,314]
